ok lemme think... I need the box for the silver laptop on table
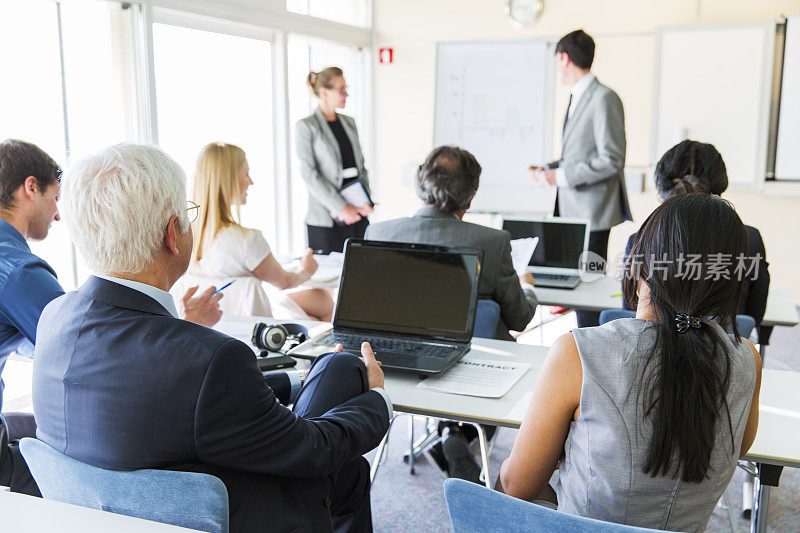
[289,239,482,375]
[502,217,590,290]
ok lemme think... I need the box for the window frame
[139,0,374,252]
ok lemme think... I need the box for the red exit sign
[379,48,393,64]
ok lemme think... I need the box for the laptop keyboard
[535,272,575,281]
[315,332,456,359]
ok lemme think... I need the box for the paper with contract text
[416,358,530,398]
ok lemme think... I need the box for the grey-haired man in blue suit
[32,144,391,533]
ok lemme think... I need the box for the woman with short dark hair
[499,193,762,532]
[623,140,770,329]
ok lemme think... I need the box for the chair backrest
[20,438,228,533]
[734,314,756,339]
[473,299,501,339]
[600,310,757,339]
[444,478,660,533]
[598,308,635,325]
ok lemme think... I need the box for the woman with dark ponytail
[499,193,762,532]
[623,140,770,332]
[295,67,373,254]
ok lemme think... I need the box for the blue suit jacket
[33,276,389,532]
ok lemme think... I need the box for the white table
[216,317,800,532]
[741,369,800,532]
[535,275,799,328]
[0,490,200,532]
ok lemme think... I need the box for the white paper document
[416,358,530,398]
[278,252,343,283]
[505,391,533,422]
[510,237,539,274]
[311,252,343,282]
[216,320,254,342]
[340,181,372,208]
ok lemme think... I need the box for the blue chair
[598,310,757,339]
[444,478,660,533]
[20,438,228,533]
[598,309,635,325]
[473,299,501,339]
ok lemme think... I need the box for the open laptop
[502,217,590,290]
[289,239,482,374]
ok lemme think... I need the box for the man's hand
[360,342,385,389]
[529,166,557,186]
[357,204,374,217]
[335,342,384,389]
[540,169,557,186]
[182,286,223,327]
[528,165,545,177]
[519,271,536,286]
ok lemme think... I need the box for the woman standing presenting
[296,66,373,254]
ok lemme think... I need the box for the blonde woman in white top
[188,142,333,321]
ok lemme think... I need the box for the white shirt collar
[570,72,596,105]
[94,274,179,318]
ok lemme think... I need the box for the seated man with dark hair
[366,145,538,483]
[367,145,538,340]
[0,139,63,495]
[32,144,391,533]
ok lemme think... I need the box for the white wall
[372,0,800,301]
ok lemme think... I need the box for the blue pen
[212,280,235,295]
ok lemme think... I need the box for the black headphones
[251,322,309,354]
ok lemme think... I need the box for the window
[152,23,277,246]
[287,34,369,253]
[286,0,369,28]
[0,0,140,290]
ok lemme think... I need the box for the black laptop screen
[333,241,481,341]
[502,220,586,269]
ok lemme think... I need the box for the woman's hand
[338,205,362,225]
[357,204,374,217]
[300,248,318,276]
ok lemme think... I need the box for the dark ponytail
[654,140,728,200]
[622,193,748,482]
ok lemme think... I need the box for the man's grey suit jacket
[365,207,537,340]
[548,77,632,231]
[296,107,371,228]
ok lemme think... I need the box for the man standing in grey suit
[530,29,632,327]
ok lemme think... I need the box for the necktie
[563,94,573,135]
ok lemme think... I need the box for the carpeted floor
[367,309,800,532]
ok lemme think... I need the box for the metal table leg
[468,422,492,489]
[742,463,755,518]
[407,415,416,474]
[370,414,399,483]
[751,463,783,533]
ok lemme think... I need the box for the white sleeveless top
[556,318,756,532]
[192,226,271,278]
[177,226,273,317]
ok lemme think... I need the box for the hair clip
[675,313,702,333]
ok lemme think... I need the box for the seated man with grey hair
[32,144,392,533]
[366,145,537,482]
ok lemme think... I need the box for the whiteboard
[775,16,800,180]
[434,41,554,213]
[653,23,774,186]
